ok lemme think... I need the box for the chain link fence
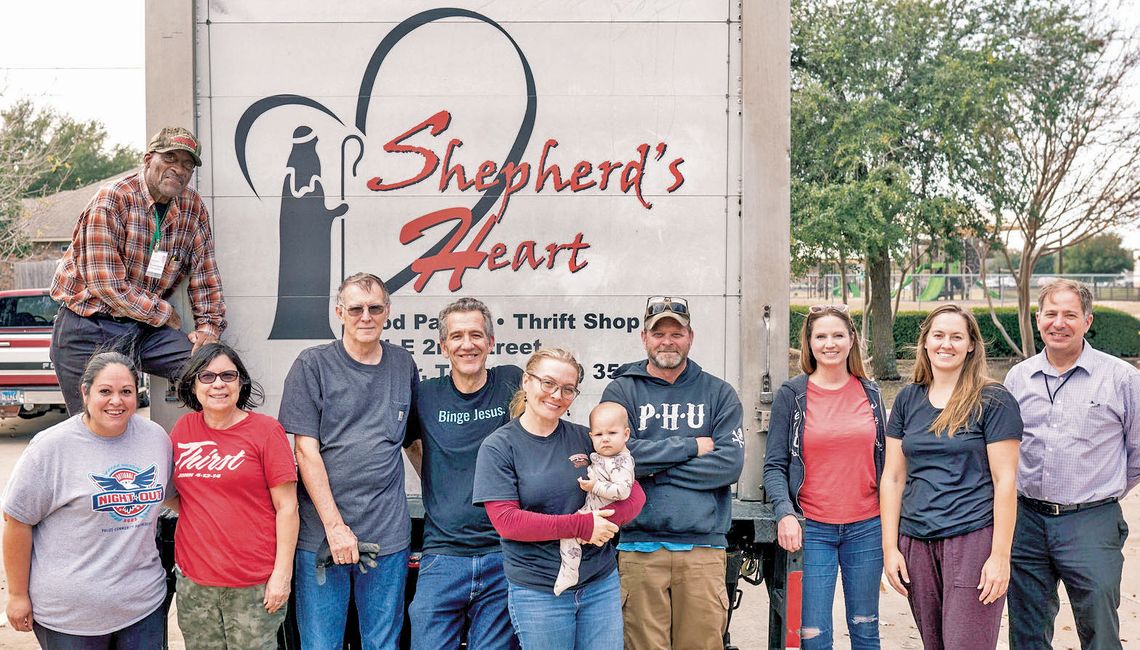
[792,273,1138,305]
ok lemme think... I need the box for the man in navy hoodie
[601,296,745,650]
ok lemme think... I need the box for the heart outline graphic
[234,7,537,299]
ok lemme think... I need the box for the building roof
[18,171,134,243]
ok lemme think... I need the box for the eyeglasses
[809,304,850,314]
[340,303,388,318]
[197,370,240,384]
[645,296,689,319]
[525,372,580,399]
[159,151,196,172]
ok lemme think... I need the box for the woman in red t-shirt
[168,343,299,649]
[764,305,886,649]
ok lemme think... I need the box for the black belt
[85,311,139,325]
[1018,495,1117,516]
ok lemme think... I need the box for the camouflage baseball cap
[147,126,202,167]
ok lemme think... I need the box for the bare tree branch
[974,238,1024,357]
[965,0,1140,354]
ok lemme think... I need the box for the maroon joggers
[898,525,1004,650]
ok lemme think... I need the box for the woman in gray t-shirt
[3,352,171,647]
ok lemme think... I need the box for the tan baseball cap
[644,296,691,330]
[147,126,202,167]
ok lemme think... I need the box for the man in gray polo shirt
[1004,279,1139,650]
[279,272,419,649]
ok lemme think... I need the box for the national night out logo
[89,464,164,523]
[234,7,687,340]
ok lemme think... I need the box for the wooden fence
[13,260,60,289]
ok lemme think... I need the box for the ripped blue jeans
[801,516,882,649]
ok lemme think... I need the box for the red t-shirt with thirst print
[171,411,297,587]
[798,376,879,524]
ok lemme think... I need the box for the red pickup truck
[0,288,154,420]
[0,288,66,419]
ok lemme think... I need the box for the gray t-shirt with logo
[2,414,171,635]
[279,340,419,554]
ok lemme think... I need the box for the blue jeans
[801,516,882,649]
[408,552,518,650]
[33,603,165,649]
[506,569,623,650]
[294,547,409,650]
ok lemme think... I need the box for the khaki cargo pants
[619,547,729,650]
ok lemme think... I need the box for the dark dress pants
[49,307,193,415]
[1009,500,1127,650]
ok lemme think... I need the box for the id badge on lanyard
[146,205,168,279]
[146,250,169,278]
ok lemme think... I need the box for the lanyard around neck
[149,204,167,255]
[1042,370,1074,405]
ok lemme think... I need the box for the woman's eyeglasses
[197,370,240,384]
[525,372,580,399]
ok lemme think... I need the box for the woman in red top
[168,342,299,649]
[764,305,886,649]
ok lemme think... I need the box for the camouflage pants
[175,570,285,650]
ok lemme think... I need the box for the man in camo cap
[50,126,226,415]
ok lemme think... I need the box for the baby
[554,402,636,596]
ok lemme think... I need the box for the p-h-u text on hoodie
[600,359,745,546]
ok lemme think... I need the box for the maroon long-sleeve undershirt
[484,481,646,542]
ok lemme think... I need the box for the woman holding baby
[473,347,645,650]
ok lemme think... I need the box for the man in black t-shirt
[404,298,522,650]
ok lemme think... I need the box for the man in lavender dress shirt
[1004,279,1140,650]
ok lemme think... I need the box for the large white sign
[196,1,743,414]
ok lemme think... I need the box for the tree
[0,100,70,258]
[1006,250,1058,275]
[1064,233,1135,274]
[0,99,140,258]
[792,0,996,379]
[24,122,139,196]
[964,1,1140,356]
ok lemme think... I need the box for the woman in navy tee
[473,348,645,649]
[880,305,1022,650]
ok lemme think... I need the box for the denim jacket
[762,373,886,522]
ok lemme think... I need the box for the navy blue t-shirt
[886,383,1023,540]
[472,418,614,591]
[406,365,522,556]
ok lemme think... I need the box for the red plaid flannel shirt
[50,171,227,337]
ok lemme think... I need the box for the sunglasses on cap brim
[645,296,689,318]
